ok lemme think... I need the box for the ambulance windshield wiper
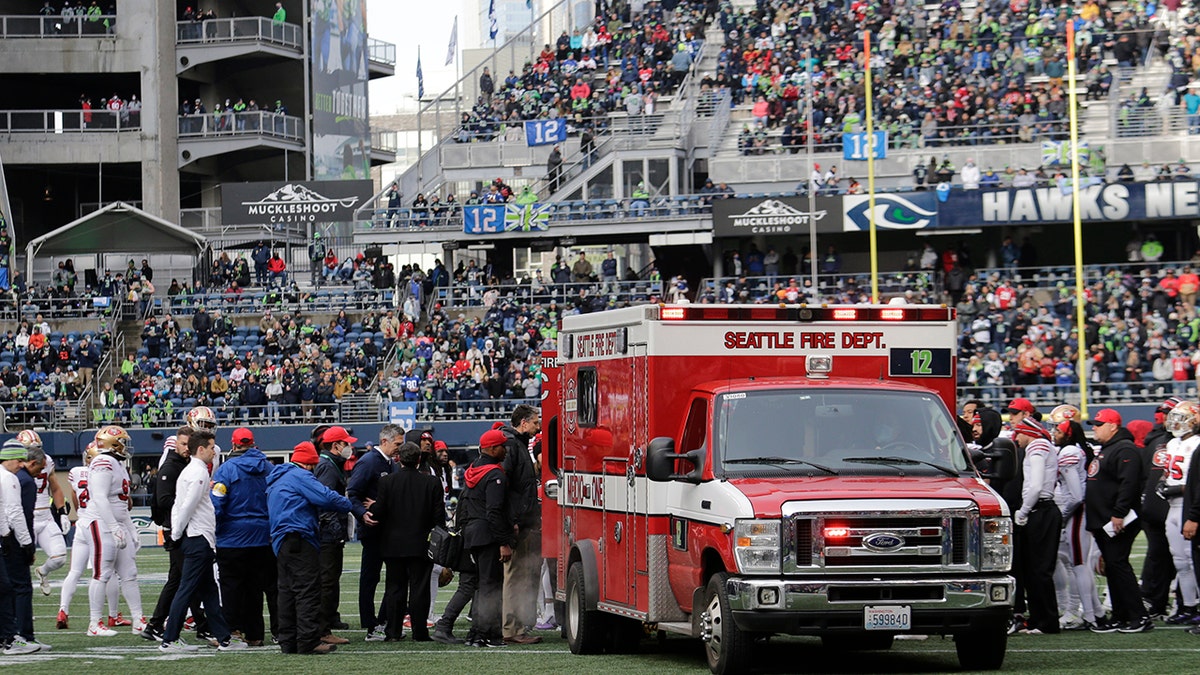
[725,457,838,475]
[842,456,960,478]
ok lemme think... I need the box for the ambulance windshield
[715,389,971,475]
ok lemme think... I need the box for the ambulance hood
[728,475,1005,518]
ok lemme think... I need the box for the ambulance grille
[789,515,971,571]
[795,520,813,566]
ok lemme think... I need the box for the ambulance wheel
[822,633,894,651]
[704,572,752,675]
[954,621,1007,670]
[566,561,607,654]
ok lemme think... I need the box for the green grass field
[8,543,1200,674]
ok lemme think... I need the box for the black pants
[359,537,385,630]
[216,545,279,642]
[149,539,208,633]
[383,556,434,640]
[163,537,231,644]
[437,567,478,632]
[1094,521,1148,623]
[278,534,323,654]
[3,541,33,640]
[1139,517,1174,613]
[318,541,343,634]
[469,544,503,642]
[0,540,20,642]
[1016,501,1062,632]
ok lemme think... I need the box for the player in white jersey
[159,406,222,469]
[57,443,122,630]
[84,425,146,637]
[1050,413,1104,630]
[16,430,70,597]
[1159,401,1200,624]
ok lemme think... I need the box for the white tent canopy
[26,202,207,282]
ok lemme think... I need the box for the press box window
[577,367,598,428]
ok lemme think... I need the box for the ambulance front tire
[566,561,608,654]
[954,620,1007,670]
[704,572,753,675]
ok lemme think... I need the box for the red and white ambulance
[540,304,1014,674]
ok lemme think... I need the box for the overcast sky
[367,0,468,114]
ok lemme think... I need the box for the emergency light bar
[656,305,954,323]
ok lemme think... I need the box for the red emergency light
[656,305,953,322]
[824,526,851,539]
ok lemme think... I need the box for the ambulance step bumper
[725,575,1014,635]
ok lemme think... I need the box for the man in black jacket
[498,404,542,645]
[461,429,514,648]
[141,427,207,641]
[313,426,355,640]
[1140,397,1181,617]
[346,425,400,640]
[1086,408,1152,633]
[364,442,444,642]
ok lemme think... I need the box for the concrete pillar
[135,0,180,221]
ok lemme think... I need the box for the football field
[9,542,1200,674]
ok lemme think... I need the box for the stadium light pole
[1066,21,1089,417]
[864,31,878,303]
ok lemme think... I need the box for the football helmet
[83,441,99,463]
[15,429,43,450]
[94,425,132,458]
[1048,405,1080,425]
[1166,401,1200,439]
[186,406,217,431]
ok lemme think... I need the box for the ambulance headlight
[734,519,780,574]
[981,517,1012,572]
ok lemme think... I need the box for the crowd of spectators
[0,313,109,426]
[710,0,1177,155]
[454,1,710,143]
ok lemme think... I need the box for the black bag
[429,526,472,572]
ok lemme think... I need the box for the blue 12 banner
[463,204,551,234]
[525,119,567,146]
[842,131,887,161]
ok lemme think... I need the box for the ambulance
[539,304,1015,674]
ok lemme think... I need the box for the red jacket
[268,257,287,273]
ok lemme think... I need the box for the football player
[85,426,146,637]
[161,406,221,469]
[57,443,122,630]
[17,431,69,597]
[1160,401,1200,624]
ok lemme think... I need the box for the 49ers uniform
[33,456,68,585]
[58,465,121,628]
[1160,434,1200,610]
[85,452,144,635]
[1054,441,1102,626]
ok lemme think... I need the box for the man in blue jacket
[251,242,271,287]
[346,424,400,640]
[267,441,366,655]
[211,428,277,646]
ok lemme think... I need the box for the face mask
[339,445,353,459]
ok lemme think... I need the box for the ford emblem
[863,532,905,552]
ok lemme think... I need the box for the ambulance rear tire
[954,622,1007,670]
[566,561,607,654]
[704,572,753,675]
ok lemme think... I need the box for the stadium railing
[0,14,116,37]
[177,111,303,141]
[430,278,666,309]
[958,379,1200,409]
[0,108,140,132]
[175,17,301,49]
[367,37,396,67]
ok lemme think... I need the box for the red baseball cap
[322,426,357,444]
[231,428,255,445]
[1007,398,1036,415]
[1087,409,1122,427]
[479,429,507,449]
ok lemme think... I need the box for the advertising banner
[312,0,371,180]
[842,192,939,231]
[936,181,1200,227]
[221,180,373,225]
[711,195,842,237]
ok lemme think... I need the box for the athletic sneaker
[160,640,199,653]
[132,616,149,635]
[365,627,387,642]
[402,616,435,629]
[32,639,52,652]
[431,629,464,645]
[1090,616,1120,633]
[56,610,69,630]
[3,637,40,655]
[37,568,51,596]
[1118,617,1154,633]
[218,639,248,651]
[109,614,132,627]
[139,624,164,642]
[1018,628,1044,635]
[1167,607,1198,625]
[535,619,559,630]
[1007,614,1026,635]
[87,621,118,637]
[467,637,506,648]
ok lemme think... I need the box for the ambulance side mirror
[971,439,1016,482]
[646,437,705,484]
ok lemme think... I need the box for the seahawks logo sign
[843,194,938,231]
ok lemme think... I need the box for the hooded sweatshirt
[211,446,274,548]
[460,454,513,549]
[500,423,540,530]
[265,462,363,556]
[1085,427,1143,531]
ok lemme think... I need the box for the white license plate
[864,605,911,631]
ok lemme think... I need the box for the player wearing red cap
[1011,418,1061,634]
